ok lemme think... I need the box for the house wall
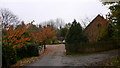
[84,15,109,42]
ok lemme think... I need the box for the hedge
[2,46,17,67]
[2,44,39,67]
[65,41,120,54]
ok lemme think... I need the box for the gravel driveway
[25,44,119,66]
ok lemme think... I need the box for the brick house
[84,14,109,42]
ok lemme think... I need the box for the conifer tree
[65,19,88,53]
[65,19,88,44]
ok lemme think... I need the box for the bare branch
[0,8,19,29]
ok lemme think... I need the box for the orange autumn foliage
[2,24,32,48]
[30,25,57,45]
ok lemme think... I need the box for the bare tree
[47,19,55,26]
[81,17,91,28]
[40,18,65,29]
[40,20,55,28]
[55,18,65,29]
[0,8,19,29]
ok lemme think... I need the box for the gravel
[25,44,119,66]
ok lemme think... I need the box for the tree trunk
[44,45,46,49]
[43,41,46,49]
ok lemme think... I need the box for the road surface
[25,44,119,66]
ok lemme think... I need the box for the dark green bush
[27,45,39,57]
[16,46,28,59]
[16,45,39,60]
[2,45,17,67]
[2,44,39,67]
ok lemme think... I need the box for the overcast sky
[0,0,110,26]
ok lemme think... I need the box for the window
[97,23,102,27]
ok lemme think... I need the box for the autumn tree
[0,8,19,29]
[2,23,32,66]
[2,24,31,48]
[26,21,41,45]
[42,25,57,45]
[30,25,57,49]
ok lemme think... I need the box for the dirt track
[25,44,119,66]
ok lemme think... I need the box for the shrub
[2,45,17,67]
[16,44,39,60]
[16,46,28,59]
[27,45,39,57]
[51,40,61,44]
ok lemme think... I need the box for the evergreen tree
[57,26,68,41]
[109,2,120,42]
[102,2,120,43]
[65,19,88,53]
[65,19,88,44]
